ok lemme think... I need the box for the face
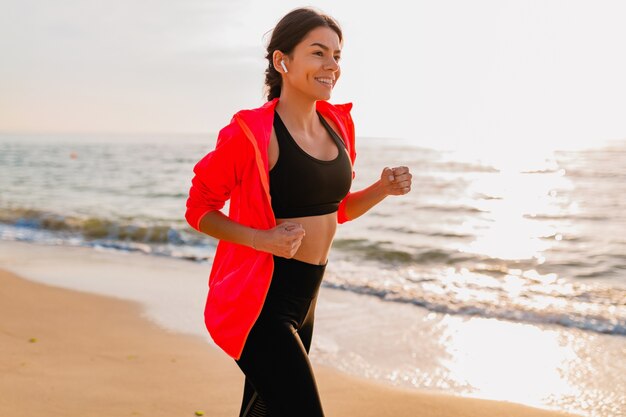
[274,26,342,101]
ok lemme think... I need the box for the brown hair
[263,7,343,101]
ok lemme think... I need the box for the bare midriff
[275,214,337,266]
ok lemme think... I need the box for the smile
[315,77,334,87]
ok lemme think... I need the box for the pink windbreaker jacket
[185,97,357,360]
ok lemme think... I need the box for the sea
[1,132,624,417]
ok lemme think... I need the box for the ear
[273,51,287,73]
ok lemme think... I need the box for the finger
[293,223,305,232]
[281,223,305,234]
[383,167,394,182]
[394,180,411,188]
[286,228,306,237]
[390,187,410,195]
[289,239,303,249]
[290,242,301,255]
[392,166,409,175]
[281,222,300,230]
[393,173,412,182]
[289,234,305,245]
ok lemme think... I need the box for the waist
[269,255,327,299]
[275,214,337,266]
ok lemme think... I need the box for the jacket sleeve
[336,178,354,224]
[185,122,247,232]
[336,104,357,225]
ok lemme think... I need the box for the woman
[185,7,412,417]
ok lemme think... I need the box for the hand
[380,166,412,196]
[254,222,306,258]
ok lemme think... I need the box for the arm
[199,211,306,258]
[342,166,412,221]
[184,124,305,257]
[198,210,257,249]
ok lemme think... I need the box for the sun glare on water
[447,146,578,263]
[439,316,582,410]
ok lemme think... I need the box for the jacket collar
[234,97,352,154]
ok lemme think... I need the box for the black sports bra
[269,111,352,218]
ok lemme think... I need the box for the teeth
[316,78,333,85]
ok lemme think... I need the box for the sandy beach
[1,261,583,416]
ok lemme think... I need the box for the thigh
[235,318,325,417]
[298,294,319,354]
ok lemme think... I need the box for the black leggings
[235,255,327,417]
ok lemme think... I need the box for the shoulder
[218,100,274,133]
[317,100,355,142]
[317,101,355,138]
[221,99,276,146]
[317,100,354,120]
[215,103,266,147]
[211,114,252,159]
[330,102,354,115]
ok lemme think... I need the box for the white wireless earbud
[280,60,288,73]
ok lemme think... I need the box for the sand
[0,267,583,416]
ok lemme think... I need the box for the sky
[1,0,625,151]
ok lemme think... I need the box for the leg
[238,376,269,417]
[235,317,325,417]
[298,294,319,354]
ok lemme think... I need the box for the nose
[324,57,340,71]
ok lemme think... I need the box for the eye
[334,56,341,62]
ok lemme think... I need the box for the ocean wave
[539,233,582,242]
[520,168,563,174]
[415,204,486,214]
[574,266,623,279]
[332,239,474,265]
[473,193,503,200]
[435,160,499,173]
[563,169,626,180]
[0,207,201,246]
[322,270,626,336]
[374,226,473,239]
[524,213,608,222]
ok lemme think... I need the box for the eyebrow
[309,42,341,54]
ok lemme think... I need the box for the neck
[275,89,320,136]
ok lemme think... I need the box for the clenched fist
[253,222,306,258]
[380,166,412,196]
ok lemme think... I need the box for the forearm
[343,180,388,221]
[198,210,306,257]
[198,210,257,249]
